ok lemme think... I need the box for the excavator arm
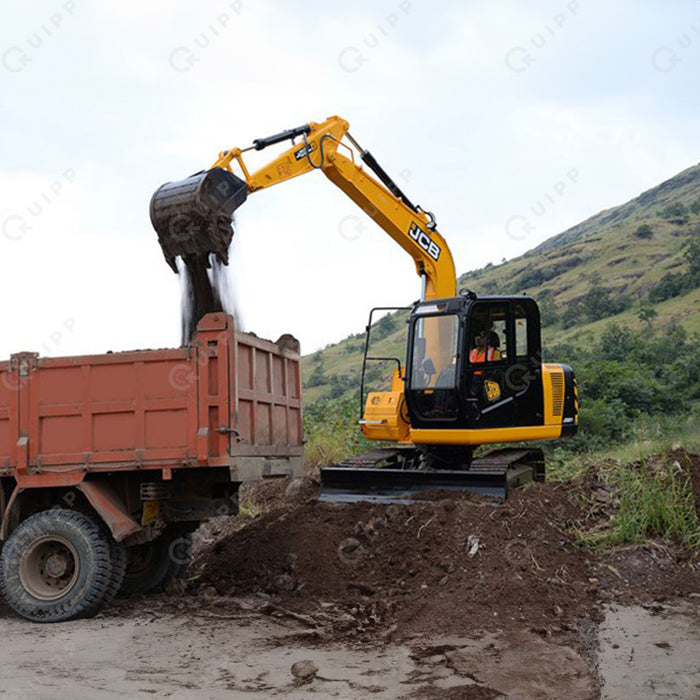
[150,116,456,301]
[150,116,578,503]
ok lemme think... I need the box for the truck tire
[120,531,192,595]
[103,533,127,606]
[0,510,114,622]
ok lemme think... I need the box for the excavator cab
[404,294,545,431]
[322,293,578,502]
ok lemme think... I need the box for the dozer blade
[319,448,544,504]
[150,168,248,271]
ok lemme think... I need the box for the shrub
[648,273,686,302]
[637,307,658,326]
[684,238,700,284]
[518,268,545,289]
[581,284,630,321]
[634,224,653,239]
[304,394,371,469]
[659,202,689,224]
[538,291,559,326]
[306,364,326,388]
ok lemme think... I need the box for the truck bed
[0,313,303,485]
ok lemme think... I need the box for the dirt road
[1,595,698,699]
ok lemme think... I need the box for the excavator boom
[150,116,456,300]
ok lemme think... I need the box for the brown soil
[191,482,595,642]
[190,451,700,646]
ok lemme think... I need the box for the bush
[538,291,559,326]
[684,238,700,285]
[634,224,653,239]
[306,364,326,388]
[546,321,700,452]
[637,307,658,326]
[581,284,630,321]
[327,373,355,399]
[343,341,363,354]
[659,202,689,224]
[518,268,545,289]
[372,313,397,340]
[648,273,686,302]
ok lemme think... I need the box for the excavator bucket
[150,168,248,271]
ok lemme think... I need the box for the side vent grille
[550,372,565,417]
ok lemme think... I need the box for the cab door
[509,300,544,427]
[464,302,513,428]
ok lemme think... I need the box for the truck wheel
[103,534,127,606]
[120,531,192,595]
[0,510,114,622]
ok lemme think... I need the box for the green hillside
[302,163,700,404]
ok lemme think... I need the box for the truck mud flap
[318,463,536,504]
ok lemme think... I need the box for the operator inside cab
[470,329,501,363]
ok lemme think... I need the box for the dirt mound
[188,451,700,642]
[190,480,597,638]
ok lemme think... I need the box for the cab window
[468,304,508,364]
[410,314,459,389]
[514,303,529,358]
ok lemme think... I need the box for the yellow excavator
[150,116,578,500]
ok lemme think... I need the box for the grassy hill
[302,164,700,404]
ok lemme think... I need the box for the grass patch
[609,460,699,548]
[237,501,263,521]
[304,428,360,470]
[577,453,700,550]
[303,394,374,471]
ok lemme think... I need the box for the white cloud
[1,0,699,355]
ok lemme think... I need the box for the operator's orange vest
[469,347,497,363]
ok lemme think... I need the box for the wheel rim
[126,543,155,576]
[19,535,80,601]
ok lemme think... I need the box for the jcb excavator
[150,116,578,501]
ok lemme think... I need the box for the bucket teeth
[150,168,248,270]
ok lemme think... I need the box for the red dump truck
[0,313,303,622]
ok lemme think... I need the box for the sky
[1,0,698,357]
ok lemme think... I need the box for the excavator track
[337,447,414,469]
[319,448,544,504]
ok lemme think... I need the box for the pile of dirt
[188,450,700,642]
[189,481,599,639]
